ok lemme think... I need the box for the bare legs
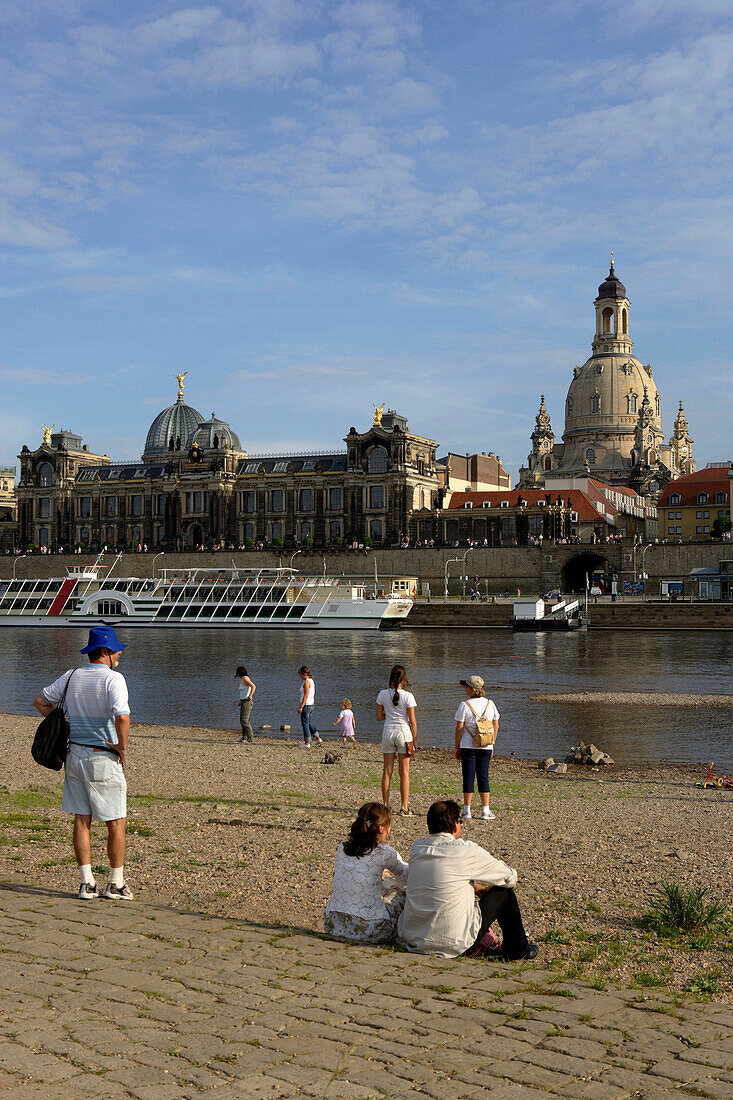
[382,752,411,812]
[72,814,126,868]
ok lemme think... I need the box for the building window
[591,395,600,414]
[38,497,51,519]
[329,520,341,541]
[676,511,681,519]
[243,491,256,513]
[696,510,702,519]
[131,495,143,517]
[670,493,681,505]
[271,521,283,542]
[696,526,702,534]
[704,526,710,534]
[80,496,91,518]
[627,393,637,414]
[39,527,49,548]
[271,489,284,512]
[369,519,383,541]
[156,495,166,516]
[668,527,674,535]
[585,448,596,465]
[668,511,675,520]
[194,491,205,513]
[131,525,142,544]
[367,447,387,474]
[300,521,312,541]
[106,496,117,516]
[106,526,117,545]
[80,527,90,545]
[715,491,727,504]
[156,525,165,545]
[328,487,342,511]
[703,510,709,519]
[299,488,313,512]
[697,492,708,504]
[244,522,254,541]
[38,463,53,487]
[369,485,385,509]
[676,526,682,535]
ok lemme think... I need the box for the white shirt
[326,842,409,920]
[301,677,315,706]
[238,680,252,700]
[42,664,130,748]
[454,698,499,750]
[398,833,517,958]
[376,688,416,730]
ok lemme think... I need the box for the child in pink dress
[333,699,357,745]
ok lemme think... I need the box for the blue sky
[1,0,731,480]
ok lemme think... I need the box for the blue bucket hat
[80,624,128,654]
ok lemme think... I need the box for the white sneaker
[481,808,496,821]
[78,881,100,901]
[102,882,134,901]
[460,808,472,820]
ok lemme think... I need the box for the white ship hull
[0,561,412,631]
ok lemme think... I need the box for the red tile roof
[658,466,731,507]
[446,489,615,525]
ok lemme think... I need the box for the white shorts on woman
[381,724,413,754]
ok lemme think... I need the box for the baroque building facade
[518,261,695,498]
[15,388,439,551]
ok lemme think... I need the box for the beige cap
[459,675,485,692]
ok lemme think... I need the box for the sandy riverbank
[1,712,731,998]
[532,691,733,707]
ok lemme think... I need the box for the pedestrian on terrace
[454,675,499,822]
[298,665,323,748]
[376,664,417,816]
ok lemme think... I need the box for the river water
[2,627,731,767]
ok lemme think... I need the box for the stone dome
[561,353,662,477]
[596,263,626,300]
[190,414,243,453]
[143,397,205,461]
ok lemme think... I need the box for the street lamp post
[12,552,27,580]
[444,557,461,600]
[152,552,164,578]
[461,546,474,599]
[640,544,653,601]
[290,550,302,571]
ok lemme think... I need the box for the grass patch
[127,820,154,837]
[686,968,723,997]
[427,984,457,994]
[639,883,730,940]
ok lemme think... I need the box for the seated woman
[324,803,408,944]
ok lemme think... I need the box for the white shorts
[381,726,413,755]
[62,744,127,822]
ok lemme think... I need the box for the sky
[1,0,731,481]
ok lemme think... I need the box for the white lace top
[325,842,409,919]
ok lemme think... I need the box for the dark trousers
[466,886,530,960]
[460,748,492,794]
[239,699,253,741]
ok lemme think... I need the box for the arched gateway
[561,552,608,595]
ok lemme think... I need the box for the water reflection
[1,627,730,767]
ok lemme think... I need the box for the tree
[712,515,732,538]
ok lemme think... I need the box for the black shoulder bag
[32,671,74,771]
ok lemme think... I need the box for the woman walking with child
[454,674,499,821]
[297,665,323,748]
[324,802,408,944]
[376,664,417,816]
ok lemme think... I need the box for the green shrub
[639,883,730,939]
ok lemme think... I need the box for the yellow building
[658,465,731,541]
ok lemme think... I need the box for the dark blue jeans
[460,748,492,794]
[300,705,318,743]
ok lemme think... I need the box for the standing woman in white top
[376,664,417,816]
[297,665,323,748]
[454,674,499,821]
[235,665,256,743]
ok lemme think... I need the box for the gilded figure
[175,372,188,398]
[372,403,384,426]
[41,424,54,446]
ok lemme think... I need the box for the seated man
[398,799,538,960]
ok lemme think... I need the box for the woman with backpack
[454,675,499,822]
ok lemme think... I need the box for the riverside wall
[0,543,727,594]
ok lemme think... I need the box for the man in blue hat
[33,624,133,902]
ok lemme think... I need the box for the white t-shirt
[301,677,315,706]
[376,687,417,730]
[454,697,499,751]
[238,680,252,701]
[42,664,130,748]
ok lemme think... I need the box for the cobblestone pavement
[1,882,732,1099]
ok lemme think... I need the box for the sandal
[399,808,413,817]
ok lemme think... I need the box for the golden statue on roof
[41,424,54,446]
[372,403,384,426]
[175,372,188,399]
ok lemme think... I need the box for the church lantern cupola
[593,253,633,356]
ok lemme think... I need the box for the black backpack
[31,671,74,771]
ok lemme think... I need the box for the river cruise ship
[0,559,412,630]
